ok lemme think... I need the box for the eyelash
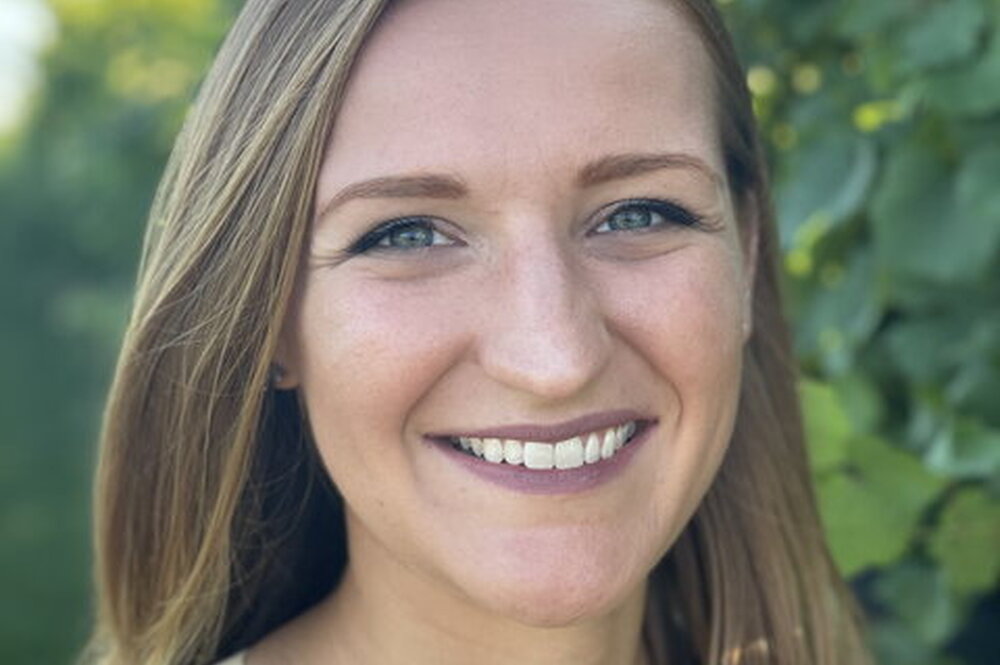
[345,216,449,255]
[344,198,706,256]
[591,198,705,234]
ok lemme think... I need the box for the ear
[737,191,760,343]
[271,333,301,390]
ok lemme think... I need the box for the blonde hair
[86,1,871,664]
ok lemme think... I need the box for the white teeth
[503,439,524,465]
[601,429,617,459]
[584,432,601,463]
[483,438,504,463]
[555,437,584,469]
[451,421,640,468]
[523,442,555,469]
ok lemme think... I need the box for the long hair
[86,1,871,664]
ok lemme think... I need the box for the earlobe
[270,362,299,390]
[271,336,301,390]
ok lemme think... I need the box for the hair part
[87,1,871,664]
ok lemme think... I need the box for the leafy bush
[721,1,1000,663]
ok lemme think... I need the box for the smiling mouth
[441,420,645,470]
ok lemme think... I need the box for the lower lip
[426,423,653,495]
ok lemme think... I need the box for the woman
[87,0,872,664]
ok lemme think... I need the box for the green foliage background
[1,0,997,663]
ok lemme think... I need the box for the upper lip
[428,409,653,443]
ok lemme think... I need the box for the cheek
[598,245,746,384]
[291,273,469,501]
[597,245,746,514]
[295,272,465,412]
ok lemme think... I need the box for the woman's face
[286,0,753,626]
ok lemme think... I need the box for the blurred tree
[0,0,996,663]
[721,0,1000,663]
[0,1,236,663]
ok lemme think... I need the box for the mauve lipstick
[424,410,656,495]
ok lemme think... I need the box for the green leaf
[926,32,1000,117]
[947,363,1000,428]
[816,473,912,577]
[836,0,914,38]
[926,417,1000,478]
[873,562,961,646]
[901,0,987,72]
[928,487,1000,593]
[871,140,991,285]
[817,472,912,575]
[794,249,882,374]
[871,141,952,282]
[833,373,884,435]
[869,619,938,665]
[955,145,1000,269]
[801,379,853,473]
[777,131,876,248]
[851,434,949,516]
[787,3,841,44]
[817,436,947,575]
[886,317,967,383]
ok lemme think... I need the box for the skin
[263,0,756,663]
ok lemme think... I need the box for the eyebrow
[318,173,468,218]
[577,152,722,189]
[317,151,721,219]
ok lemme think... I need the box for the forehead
[317,0,720,201]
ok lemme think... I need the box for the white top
[213,651,246,665]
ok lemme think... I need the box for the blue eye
[348,217,453,254]
[593,199,703,234]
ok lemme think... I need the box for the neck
[290,520,652,665]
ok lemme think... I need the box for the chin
[448,529,651,627]
[492,581,632,628]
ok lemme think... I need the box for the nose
[474,238,611,400]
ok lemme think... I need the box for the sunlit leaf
[818,472,913,576]
[801,379,853,473]
[833,372,884,435]
[851,435,948,516]
[817,436,946,575]
[929,487,1000,594]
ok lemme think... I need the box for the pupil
[390,224,433,247]
[611,207,652,230]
